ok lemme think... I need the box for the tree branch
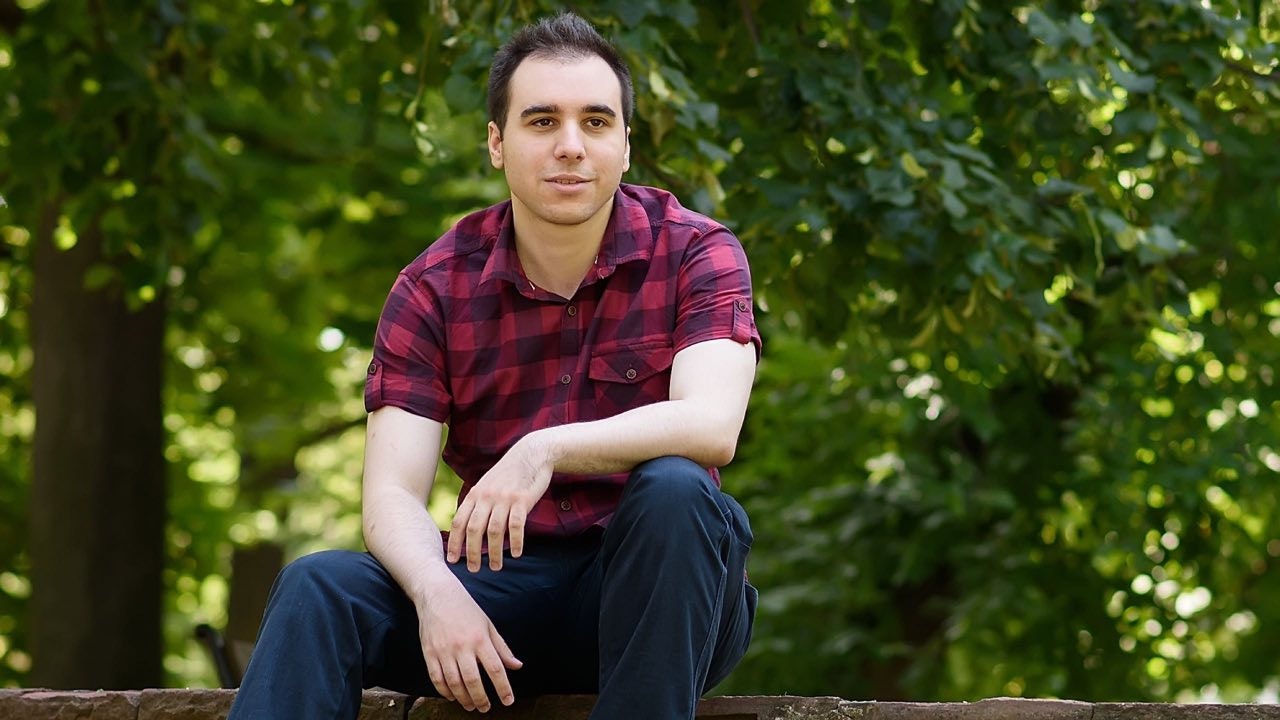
[1224,59,1280,84]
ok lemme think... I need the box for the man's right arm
[362,406,449,600]
[361,406,521,712]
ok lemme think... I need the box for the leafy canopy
[1,0,1279,700]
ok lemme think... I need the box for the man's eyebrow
[518,103,618,118]
[520,104,559,118]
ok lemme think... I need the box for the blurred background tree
[0,0,1278,702]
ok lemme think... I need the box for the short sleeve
[673,227,762,359]
[364,273,451,421]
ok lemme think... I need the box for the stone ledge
[0,689,1277,719]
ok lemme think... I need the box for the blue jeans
[228,456,758,719]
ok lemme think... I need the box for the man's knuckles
[442,636,492,654]
[470,486,527,504]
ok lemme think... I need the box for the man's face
[487,54,630,232]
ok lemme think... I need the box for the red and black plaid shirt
[365,184,760,538]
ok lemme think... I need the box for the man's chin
[537,204,606,227]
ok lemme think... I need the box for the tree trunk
[29,205,166,689]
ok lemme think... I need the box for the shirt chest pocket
[587,337,674,419]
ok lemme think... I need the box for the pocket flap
[589,339,674,384]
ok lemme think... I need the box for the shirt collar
[478,185,656,292]
[597,184,656,269]
[477,203,528,292]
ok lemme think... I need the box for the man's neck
[512,209,612,299]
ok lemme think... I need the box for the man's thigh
[455,538,602,694]
[370,539,600,697]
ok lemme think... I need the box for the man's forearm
[526,397,743,476]
[364,485,456,604]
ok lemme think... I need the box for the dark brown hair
[487,12,634,132]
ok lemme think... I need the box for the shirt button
[559,500,572,511]
[367,362,377,375]
[566,305,577,317]
[625,368,637,380]
[560,374,572,385]
[736,300,749,312]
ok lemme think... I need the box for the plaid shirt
[365,183,760,538]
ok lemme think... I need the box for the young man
[229,12,759,720]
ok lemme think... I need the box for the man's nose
[555,125,586,161]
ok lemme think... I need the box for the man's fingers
[458,657,492,713]
[441,661,471,710]
[425,657,453,701]
[487,510,508,571]
[447,500,473,563]
[479,645,516,707]
[490,623,524,670]
[508,504,528,559]
[465,505,490,572]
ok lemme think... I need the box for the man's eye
[532,118,553,127]
[586,118,606,128]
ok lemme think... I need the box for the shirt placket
[550,298,580,421]
[550,289,592,518]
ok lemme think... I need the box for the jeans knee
[616,456,723,538]
[629,456,716,505]
[271,550,361,604]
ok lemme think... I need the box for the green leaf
[1136,225,1188,265]
[695,138,732,164]
[1026,9,1065,48]
[1066,16,1094,47]
[940,159,968,189]
[1037,179,1091,197]
[942,140,995,168]
[827,184,860,211]
[181,154,223,193]
[940,188,967,218]
[443,71,480,113]
[690,101,718,126]
[900,152,928,180]
[1159,89,1203,125]
[866,166,907,195]
[1106,59,1155,94]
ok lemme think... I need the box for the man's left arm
[541,337,756,471]
[448,337,756,571]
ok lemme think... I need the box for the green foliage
[2,0,1280,701]
[714,0,1280,702]
[0,226,33,680]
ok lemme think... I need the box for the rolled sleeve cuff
[675,294,762,360]
[363,357,451,421]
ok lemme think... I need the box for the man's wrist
[409,561,459,610]
[520,427,563,471]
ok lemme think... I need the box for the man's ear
[487,121,504,169]
[623,124,631,173]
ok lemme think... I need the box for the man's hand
[417,574,523,712]
[448,436,554,572]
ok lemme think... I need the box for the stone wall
[1,689,1278,719]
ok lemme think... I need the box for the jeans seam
[687,511,733,717]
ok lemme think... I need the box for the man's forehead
[508,55,622,112]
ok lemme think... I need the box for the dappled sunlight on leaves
[2,0,1279,701]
